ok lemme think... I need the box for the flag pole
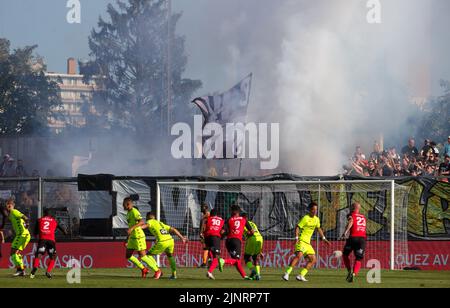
[167,0,172,134]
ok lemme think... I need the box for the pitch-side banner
[1,241,449,270]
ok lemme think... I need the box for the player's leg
[223,239,239,266]
[126,238,148,278]
[254,254,262,280]
[342,238,354,281]
[283,240,304,281]
[244,254,254,275]
[200,239,209,268]
[297,253,316,282]
[253,239,263,280]
[207,236,221,279]
[146,242,165,279]
[244,238,255,276]
[45,241,57,278]
[164,240,177,279]
[225,239,247,279]
[31,240,46,278]
[11,235,28,276]
[350,237,366,282]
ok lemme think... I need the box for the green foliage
[0,38,61,135]
[82,0,202,136]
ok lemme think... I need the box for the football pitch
[0,268,449,288]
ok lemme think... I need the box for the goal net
[156,180,409,270]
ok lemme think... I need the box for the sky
[1,0,449,96]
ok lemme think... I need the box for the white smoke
[177,0,443,175]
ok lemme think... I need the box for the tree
[416,80,450,144]
[0,38,61,135]
[82,0,202,136]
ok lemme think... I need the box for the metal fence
[0,177,112,241]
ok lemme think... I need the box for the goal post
[155,180,409,270]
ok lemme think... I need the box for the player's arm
[295,216,305,241]
[245,221,254,236]
[21,213,29,228]
[199,218,206,239]
[168,225,187,243]
[341,216,353,239]
[295,226,300,241]
[127,219,145,235]
[317,227,331,245]
[0,208,7,230]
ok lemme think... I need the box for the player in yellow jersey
[123,197,159,278]
[242,212,263,281]
[5,198,31,276]
[282,202,330,282]
[142,212,187,280]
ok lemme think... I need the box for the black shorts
[343,237,366,260]
[205,236,221,256]
[225,238,242,259]
[36,240,57,257]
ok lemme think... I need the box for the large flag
[192,73,252,159]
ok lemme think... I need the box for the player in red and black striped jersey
[341,202,367,283]
[30,208,67,279]
[203,208,225,279]
[218,205,253,280]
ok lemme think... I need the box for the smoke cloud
[176,0,448,175]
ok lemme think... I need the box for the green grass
[0,268,449,288]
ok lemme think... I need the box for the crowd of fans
[344,136,450,180]
[0,154,40,178]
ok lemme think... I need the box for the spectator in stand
[367,160,381,177]
[31,169,40,177]
[369,142,383,163]
[388,147,401,164]
[444,136,450,158]
[422,165,435,177]
[0,154,11,176]
[15,160,28,177]
[430,141,439,157]
[379,152,394,177]
[393,163,403,177]
[402,138,419,158]
[2,157,16,177]
[353,146,366,161]
[421,139,433,157]
[439,155,450,182]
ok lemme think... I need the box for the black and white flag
[192,73,252,159]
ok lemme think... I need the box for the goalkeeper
[241,212,263,281]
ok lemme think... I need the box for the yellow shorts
[148,239,175,255]
[12,233,31,251]
[127,237,147,251]
[244,237,263,256]
[295,241,315,256]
